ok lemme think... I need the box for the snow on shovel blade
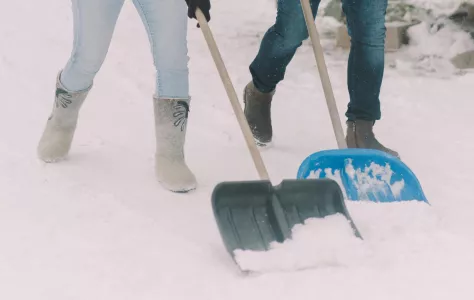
[296,149,428,203]
[211,178,361,258]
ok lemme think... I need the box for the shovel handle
[300,0,347,149]
[195,8,271,181]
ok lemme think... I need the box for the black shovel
[195,9,362,262]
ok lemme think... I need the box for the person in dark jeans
[243,0,399,158]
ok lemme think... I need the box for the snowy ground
[1,0,473,299]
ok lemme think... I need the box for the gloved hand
[185,0,211,27]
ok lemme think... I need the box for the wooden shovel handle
[300,0,347,149]
[195,8,271,181]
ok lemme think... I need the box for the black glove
[185,0,211,26]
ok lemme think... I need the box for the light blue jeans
[61,0,189,98]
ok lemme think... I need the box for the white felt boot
[37,73,91,162]
[153,97,196,192]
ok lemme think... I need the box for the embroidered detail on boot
[55,88,73,108]
[172,100,190,131]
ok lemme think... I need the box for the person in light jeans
[37,0,211,193]
[243,0,399,158]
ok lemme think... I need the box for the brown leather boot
[243,81,275,147]
[345,120,400,159]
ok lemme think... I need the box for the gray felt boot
[243,81,275,147]
[153,97,196,193]
[346,120,400,159]
[37,72,91,162]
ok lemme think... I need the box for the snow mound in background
[393,20,474,76]
[316,0,474,76]
[405,0,471,16]
[392,0,474,75]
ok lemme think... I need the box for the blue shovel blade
[296,149,428,203]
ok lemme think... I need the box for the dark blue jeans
[249,0,388,121]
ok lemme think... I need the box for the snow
[387,0,474,75]
[1,0,474,299]
[234,201,474,279]
[234,213,367,273]
[307,160,406,200]
[391,19,474,76]
[405,0,471,16]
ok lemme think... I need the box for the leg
[343,0,386,121]
[61,0,125,91]
[342,0,399,158]
[133,0,196,192]
[244,0,321,146]
[37,0,124,162]
[250,0,321,93]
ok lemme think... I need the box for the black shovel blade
[211,178,361,257]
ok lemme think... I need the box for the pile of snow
[346,160,405,198]
[234,213,366,273]
[405,0,471,16]
[234,200,474,276]
[393,19,474,76]
[317,0,474,75]
[391,0,474,75]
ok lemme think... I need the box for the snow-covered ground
[1,0,473,299]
